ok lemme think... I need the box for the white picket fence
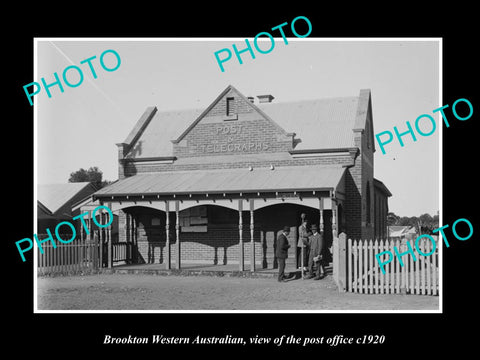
[347,238,439,296]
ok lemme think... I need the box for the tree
[68,166,111,189]
[391,212,439,234]
[418,213,439,234]
[398,216,412,226]
[387,212,400,226]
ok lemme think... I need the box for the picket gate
[346,238,439,295]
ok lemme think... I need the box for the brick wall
[173,118,292,158]
[118,203,333,268]
[123,154,353,176]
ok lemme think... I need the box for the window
[226,97,234,116]
[180,206,208,232]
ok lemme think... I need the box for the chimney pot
[257,94,275,103]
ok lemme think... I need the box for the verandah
[104,191,339,272]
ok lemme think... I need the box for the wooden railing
[36,234,134,275]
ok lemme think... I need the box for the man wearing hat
[297,214,311,274]
[276,226,291,282]
[306,224,325,280]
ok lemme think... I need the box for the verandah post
[125,212,130,263]
[165,201,171,270]
[319,197,324,232]
[250,199,255,272]
[238,199,244,271]
[175,200,181,270]
[107,202,113,269]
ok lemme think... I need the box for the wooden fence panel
[36,232,135,276]
[36,234,101,275]
[346,237,439,296]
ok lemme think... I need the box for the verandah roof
[94,165,346,198]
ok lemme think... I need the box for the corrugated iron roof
[388,226,409,232]
[125,108,204,159]
[37,182,93,214]
[95,165,346,197]
[257,97,359,150]
[388,226,416,237]
[124,94,361,159]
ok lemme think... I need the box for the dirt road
[37,273,439,311]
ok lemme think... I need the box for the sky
[35,38,440,217]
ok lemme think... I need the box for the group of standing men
[276,213,325,282]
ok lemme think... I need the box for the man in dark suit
[306,224,325,280]
[276,226,291,282]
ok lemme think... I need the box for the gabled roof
[72,194,103,212]
[173,85,293,144]
[37,201,54,219]
[388,225,417,237]
[120,86,372,159]
[37,182,97,215]
[389,225,409,232]
[389,226,409,237]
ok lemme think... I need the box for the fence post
[353,240,358,293]
[432,238,438,295]
[108,223,113,269]
[333,232,347,292]
[92,231,98,270]
[99,229,104,269]
[347,238,352,292]
[401,241,407,294]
